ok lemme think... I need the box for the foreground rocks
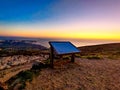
[0,55,49,70]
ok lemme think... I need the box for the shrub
[75,54,81,58]
[19,70,34,82]
[44,59,50,66]
[6,70,34,89]
[31,62,46,70]
[6,62,48,89]
[62,55,71,60]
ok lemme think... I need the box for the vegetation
[44,58,51,66]
[79,43,120,60]
[84,55,101,59]
[0,40,48,57]
[0,49,49,57]
[62,55,71,60]
[6,70,34,90]
[5,62,48,90]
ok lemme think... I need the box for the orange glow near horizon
[0,28,120,41]
[0,21,120,41]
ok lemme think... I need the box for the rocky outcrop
[0,55,49,70]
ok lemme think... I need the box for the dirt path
[26,59,120,90]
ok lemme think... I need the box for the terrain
[26,59,120,90]
[0,40,47,57]
[78,43,120,60]
[0,41,120,90]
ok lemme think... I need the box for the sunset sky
[0,0,120,40]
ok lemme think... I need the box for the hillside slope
[26,59,120,90]
[78,43,120,60]
[25,43,120,90]
[0,43,120,90]
[79,43,120,53]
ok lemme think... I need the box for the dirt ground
[26,58,120,90]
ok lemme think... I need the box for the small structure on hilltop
[49,41,80,68]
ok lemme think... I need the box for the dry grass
[26,58,120,90]
[78,43,120,60]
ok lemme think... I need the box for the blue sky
[0,0,119,23]
[0,0,120,40]
[0,0,57,23]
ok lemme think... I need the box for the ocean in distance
[0,36,119,48]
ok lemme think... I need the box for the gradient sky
[0,0,120,40]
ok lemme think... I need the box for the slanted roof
[49,41,80,55]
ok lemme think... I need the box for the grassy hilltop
[78,43,120,60]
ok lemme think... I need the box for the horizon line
[0,35,120,41]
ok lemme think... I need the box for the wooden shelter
[49,41,80,68]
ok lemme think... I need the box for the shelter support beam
[71,54,75,62]
[50,46,54,68]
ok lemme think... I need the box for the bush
[6,62,49,89]
[44,59,50,66]
[62,55,71,60]
[6,70,34,90]
[31,62,46,70]
[75,54,81,58]
[19,70,34,81]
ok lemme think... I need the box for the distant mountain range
[0,36,35,40]
[0,40,47,50]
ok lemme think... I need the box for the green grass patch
[75,54,81,58]
[6,70,34,90]
[62,55,71,60]
[6,62,48,90]
[81,55,101,60]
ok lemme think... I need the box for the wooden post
[71,54,75,62]
[50,46,54,68]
